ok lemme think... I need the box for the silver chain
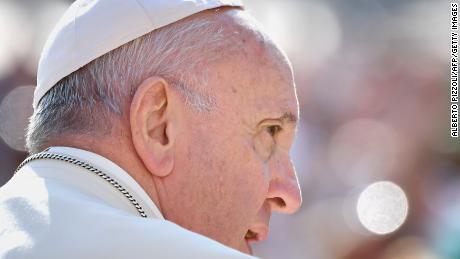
[15,151,147,218]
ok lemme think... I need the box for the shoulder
[1,203,254,258]
[0,169,255,259]
[119,217,256,259]
[65,215,257,259]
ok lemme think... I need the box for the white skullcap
[34,0,243,110]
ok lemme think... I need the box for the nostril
[267,179,302,213]
[268,197,286,208]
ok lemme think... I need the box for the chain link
[15,152,147,218]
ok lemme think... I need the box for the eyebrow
[280,112,298,125]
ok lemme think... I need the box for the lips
[243,226,268,255]
[245,225,268,243]
[243,204,271,254]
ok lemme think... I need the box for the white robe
[0,147,256,259]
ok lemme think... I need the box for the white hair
[26,8,239,154]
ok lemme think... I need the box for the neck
[46,133,163,213]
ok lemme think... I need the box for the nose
[266,154,302,214]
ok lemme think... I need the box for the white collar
[47,146,164,220]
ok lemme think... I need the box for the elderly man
[0,0,301,258]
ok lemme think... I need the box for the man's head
[27,5,301,255]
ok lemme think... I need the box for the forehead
[211,50,298,125]
[211,11,299,125]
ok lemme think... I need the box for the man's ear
[130,76,175,177]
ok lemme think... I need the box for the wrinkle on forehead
[199,8,288,67]
[195,8,298,119]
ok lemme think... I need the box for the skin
[50,8,301,255]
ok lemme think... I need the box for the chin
[236,239,253,255]
[244,239,253,255]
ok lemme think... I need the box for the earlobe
[130,76,175,178]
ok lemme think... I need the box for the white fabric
[34,0,243,109]
[0,147,256,259]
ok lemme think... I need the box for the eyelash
[266,125,282,137]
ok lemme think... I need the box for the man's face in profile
[153,11,302,255]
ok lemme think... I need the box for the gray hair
[26,9,239,154]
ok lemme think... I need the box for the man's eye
[266,125,281,137]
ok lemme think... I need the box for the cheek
[170,128,270,247]
[193,132,270,216]
[223,139,271,209]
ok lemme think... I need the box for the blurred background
[0,0,458,258]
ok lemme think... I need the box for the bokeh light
[357,181,409,235]
[0,86,34,152]
[328,119,406,186]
